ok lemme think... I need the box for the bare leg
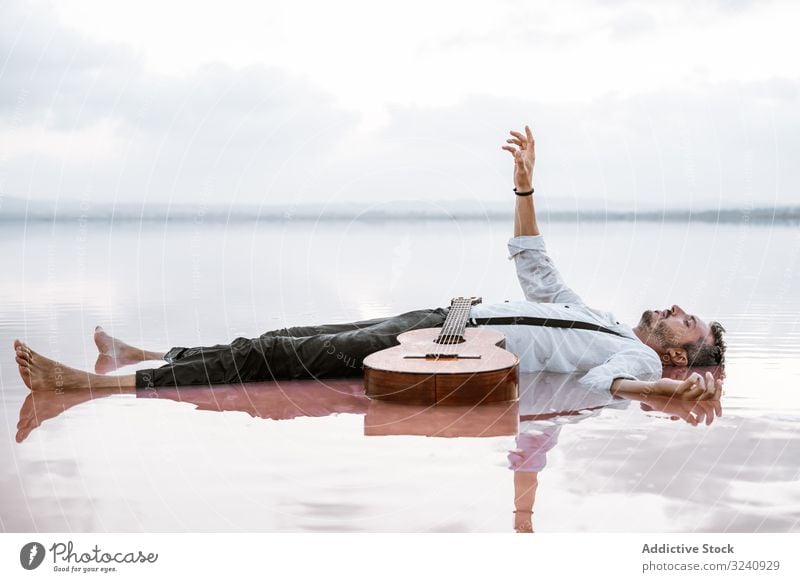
[16,386,135,442]
[15,339,136,391]
[94,326,166,374]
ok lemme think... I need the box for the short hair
[684,321,726,366]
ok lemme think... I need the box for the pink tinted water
[1,220,798,532]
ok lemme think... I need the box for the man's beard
[639,310,681,348]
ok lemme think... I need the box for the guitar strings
[452,298,471,353]
[438,296,470,356]
[437,298,456,354]
[454,298,470,350]
[452,298,472,351]
[439,299,455,354]
[439,297,461,355]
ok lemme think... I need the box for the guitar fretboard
[434,297,474,345]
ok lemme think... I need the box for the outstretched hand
[502,125,535,192]
[649,371,722,400]
[639,395,723,426]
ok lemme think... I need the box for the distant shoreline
[2,194,798,224]
[1,208,798,224]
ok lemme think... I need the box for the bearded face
[638,310,682,349]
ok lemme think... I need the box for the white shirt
[509,372,629,472]
[469,235,662,396]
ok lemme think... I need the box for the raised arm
[502,125,539,237]
[502,126,583,304]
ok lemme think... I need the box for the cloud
[0,0,359,205]
[321,80,799,209]
[0,0,797,209]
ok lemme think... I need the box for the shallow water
[1,219,798,532]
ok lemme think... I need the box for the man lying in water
[14,125,725,399]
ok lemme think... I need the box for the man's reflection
[15,366,723,533]
[15,379,370,443]
[508,367,724,532]
[508,372,623,532]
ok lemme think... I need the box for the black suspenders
[467,316,631,339]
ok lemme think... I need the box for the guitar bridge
[403,353,482,360]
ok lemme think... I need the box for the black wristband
[514,187,534,196]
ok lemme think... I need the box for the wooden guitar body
[363,324,519,406]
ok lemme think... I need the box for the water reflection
[4,222,799,532]
[509,367,726,532]
[15,368,729,533]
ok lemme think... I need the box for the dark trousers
[135,307,450,388]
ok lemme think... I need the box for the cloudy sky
[1,0,797,209]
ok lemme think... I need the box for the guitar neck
[435,297,478,345]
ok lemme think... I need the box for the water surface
[1,219,798,532]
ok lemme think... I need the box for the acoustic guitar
[362,297,519,405]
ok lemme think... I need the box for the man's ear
[662,348,688,366]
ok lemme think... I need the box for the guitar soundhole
[433,336,465,345]
[434,297,476,347]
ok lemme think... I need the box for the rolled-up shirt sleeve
[578,348,663,397]
[507,423,562,473]
[507,235,584,305]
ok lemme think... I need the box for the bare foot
[94,326,160,373]
[15,339,133,391]
[16,390,93,442]
[15,339,92,391]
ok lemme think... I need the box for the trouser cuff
[135,369,156,389]
[163,347,186,363]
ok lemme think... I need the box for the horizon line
[1,206,797,224]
